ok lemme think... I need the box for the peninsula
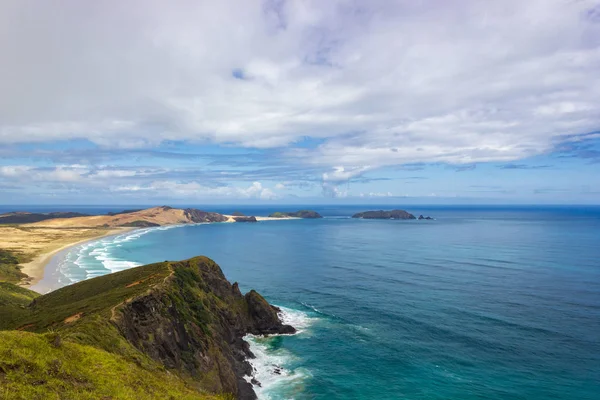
[0,256,294,399]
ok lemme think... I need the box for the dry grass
[0,226,131,286]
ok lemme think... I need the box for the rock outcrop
[352,209,417,219]
[233,216,258,223]
[418,215,434,220]
[184,208,230,223]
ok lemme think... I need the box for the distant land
[268,210,323,218]
[0,206,323,288]
[352,209,433,220]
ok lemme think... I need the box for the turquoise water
[33,206,600,399]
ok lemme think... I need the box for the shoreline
[19,217,300,293]
[19,227,135,291]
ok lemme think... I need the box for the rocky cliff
[0,257,294,399]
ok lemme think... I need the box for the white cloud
[0,0,599,175]
[111,180,279,200]
[0,165,88,182]
[360,192,393,198]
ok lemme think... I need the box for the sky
[0,0,599,205]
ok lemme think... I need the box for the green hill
[0,256,294,399]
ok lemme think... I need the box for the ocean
[15,205,600,399]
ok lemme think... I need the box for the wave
[244,306,317,399]
[56,224,187,284]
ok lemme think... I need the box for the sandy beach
[0,226,134,290]
[222,215,300,222]
[1,210,300,292]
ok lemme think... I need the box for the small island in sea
[268,210,323,218]
[352,210,434,220]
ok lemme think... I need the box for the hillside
[0,257,294,399]
[26,206,229,228]
[0,211,90,224]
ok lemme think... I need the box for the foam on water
[56,224,185,284]
[244,307,317,399]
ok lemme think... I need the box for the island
[268,210,323,218]
[0,256,294,399]
[352,209,417,219]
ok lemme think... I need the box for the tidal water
[20,205,600,399]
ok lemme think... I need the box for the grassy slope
[0,259,234,400]
[0,249,27,284]
[0,331,229,400]
[0,282,39,328]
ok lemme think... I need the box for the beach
[0,225,134,290]
[7,215,298,292]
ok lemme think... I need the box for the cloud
[498,164,551,170]
[0,1,598,171]
[0,165,88,182]
[359,192,393,198]
[111,180,279,200]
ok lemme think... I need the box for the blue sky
[1,0,599,205]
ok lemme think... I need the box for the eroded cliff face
[112,257,294,399]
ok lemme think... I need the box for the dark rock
[245,291,296,335]
[183,208,229,223]
[418,215,434,220]
[113,257,294,400]
[231,211,246,217]
[352,209,416,220]
[233,216,258,223]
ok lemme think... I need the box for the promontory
[0,256,294,399]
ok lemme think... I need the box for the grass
[0,283,39,329]
[0,256,253,399]
[0,331,230,400]
[0,249,27,284]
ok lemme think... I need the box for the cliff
[352,209,417,219]
[0,257,294,399]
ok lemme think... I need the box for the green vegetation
[0,331,229,400]
[0,256,286,399]
[119,220,160,227]
[0,249,27,284]
[0,283,39,328]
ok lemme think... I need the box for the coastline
[19,227,135,291]
[17,215,300,293]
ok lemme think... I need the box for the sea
[6,205,600,400]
